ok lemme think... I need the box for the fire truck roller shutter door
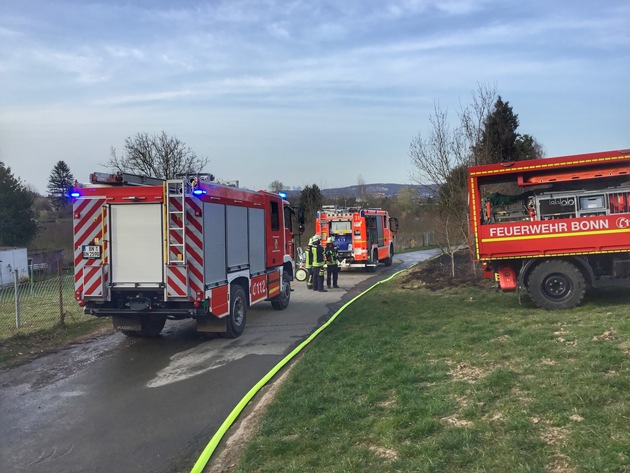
[226,205,248,271]
[248,208,265,274]
[203,203,227,285]
[110,203,163,286]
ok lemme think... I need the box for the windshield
[330,220,352,233]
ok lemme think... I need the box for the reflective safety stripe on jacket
[312,245,325,267]
[305,246,313,268]
[325,247,338,265]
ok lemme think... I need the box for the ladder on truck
[165,180,187,265]
[90,171,166,186]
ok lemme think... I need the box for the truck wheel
[272,274,291,310]
[224,285,247,338]
[383,245,393,266]
[526,260,586,310]
[295,268,307,282]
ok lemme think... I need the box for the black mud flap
[113,316,142,332]
[196,315,227,333]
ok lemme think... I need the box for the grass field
[234,278,630,472]
[0,275,112,367]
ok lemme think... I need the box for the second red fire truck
[315,206,398,271]
[468,148,630,310]
[72,172,303,337]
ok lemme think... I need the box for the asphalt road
[0,249,439,473]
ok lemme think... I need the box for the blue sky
[1,0,628,194]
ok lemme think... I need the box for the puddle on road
[146,339,286,388]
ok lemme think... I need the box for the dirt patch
[400,249,491,291]
[441,415,474,428]
[368,445,399,460]
[446,362,488,383]
[0,322,115,371]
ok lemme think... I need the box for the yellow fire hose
[190,269,406,473]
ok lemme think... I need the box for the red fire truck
[468,148,630,309]
[315,206,398,271]
[72,172,302,337]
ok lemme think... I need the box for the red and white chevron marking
[73,198,108,299]
[82,265,104,297]
[185,197,204,300]
[166,265,187,297]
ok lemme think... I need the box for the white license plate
[82,245,102,259]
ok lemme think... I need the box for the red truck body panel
[468,149,630,262]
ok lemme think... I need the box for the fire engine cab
[315,206,398,271]
[468,148,630,310]
[72,171,302,337]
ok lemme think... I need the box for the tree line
[2,85,543,258]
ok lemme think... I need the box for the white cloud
[0,0,627,193]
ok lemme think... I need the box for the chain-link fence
[0,271,86,341]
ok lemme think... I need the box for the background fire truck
[315,206,398,271]
[72,172,303,337]
[468,149,630,310]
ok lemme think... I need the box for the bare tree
[409,103,470,277]
[459,83,498,166]
[107,131,209,179]
[268,180,285,193]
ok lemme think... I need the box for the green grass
[0,275,83,339]
[0,274,113,368]
[235,282,630,472]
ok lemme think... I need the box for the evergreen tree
[47,160,75,210]
[0,162,38,246]
[473,96,520,164]
[515,133,544,160]
[299,184,323,223]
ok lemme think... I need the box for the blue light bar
[70,191,81,198]
[192,189,207,196]
[279,192,287,199]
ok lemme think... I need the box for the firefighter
[305,237,314,290]
[311,235,327,292]
[324,237,339,288]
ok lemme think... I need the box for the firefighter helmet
[312,235,321,244]
[327,237,334,244]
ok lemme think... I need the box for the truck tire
[224,285,247,338]
[295,267,307,282]
[383,245,394,266]
[271,274,291,310]
[526,260,586,310]
[120,315,166,337]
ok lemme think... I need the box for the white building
[0,247,29,286]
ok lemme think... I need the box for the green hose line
[190,269,406,473]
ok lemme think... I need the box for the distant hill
[284,183,437,199]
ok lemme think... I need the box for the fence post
[14,269,20,329]
[58,259,65,327]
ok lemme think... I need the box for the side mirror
[390,217,399,232]
[297,208,305,226]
